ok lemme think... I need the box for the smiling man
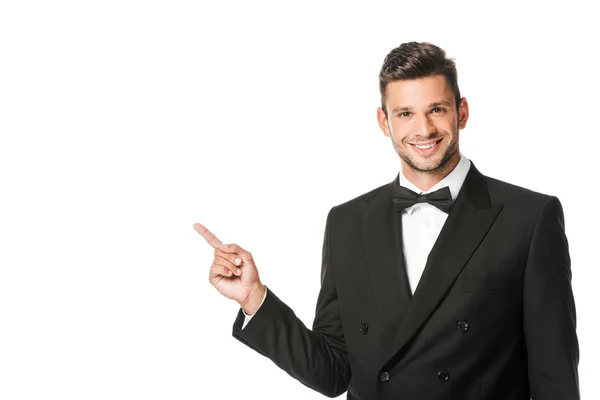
[196,41,580,399]
[378,74,464,191]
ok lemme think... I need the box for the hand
[193,222,265,315]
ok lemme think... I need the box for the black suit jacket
[232,162,579,399]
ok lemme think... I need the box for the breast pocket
[462,275,520,292]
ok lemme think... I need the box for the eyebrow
[391,100,453,114]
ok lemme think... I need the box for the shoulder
[325,178,393,221]
[336,180,391,208]
[483,174,557,208]
[478,170,564,223]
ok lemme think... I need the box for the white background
[1,1,597,399]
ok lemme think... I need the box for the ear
[377,107,392,137]
[458,97,469,129]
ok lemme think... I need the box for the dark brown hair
[379,42,461,115]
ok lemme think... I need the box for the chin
[415,162,445,173]
[404,154,448,173]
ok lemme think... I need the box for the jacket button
[457,320,469,332]
[437,371,450,382]
[379,371,391,383]
[359,323,369,335]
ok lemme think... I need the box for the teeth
[415,141,437,150]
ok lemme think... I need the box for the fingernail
[222,244,229,249]
[228,270,232,276]
[234,257,241,265]
[236,268,242,275]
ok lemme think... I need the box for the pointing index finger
[193,222,223,249]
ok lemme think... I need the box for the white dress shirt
[242,153,471,328]
[399,153,471,293]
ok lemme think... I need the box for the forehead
[384,75,453,107]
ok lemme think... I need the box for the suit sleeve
[523,196,580,399]
[231,206,351,398]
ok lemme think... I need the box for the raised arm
[230,206,351,397]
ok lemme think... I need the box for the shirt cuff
[241,286,268,330]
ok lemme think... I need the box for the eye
[398,111,411,118]
[431,107,445,114]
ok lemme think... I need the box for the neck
[402,153,461,192]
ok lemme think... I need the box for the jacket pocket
[462,275,519,292]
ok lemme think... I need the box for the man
[194,42,579,399]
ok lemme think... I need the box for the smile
[410,139,442,150]
[415,142,436,149]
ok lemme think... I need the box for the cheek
[441,117,458,131]
[389,122,408,140]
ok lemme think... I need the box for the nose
[415,113,436,137]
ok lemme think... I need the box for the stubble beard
[392,130,459,176]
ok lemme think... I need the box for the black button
[457,320,469,332]
[437,371,450,382]
[359,323,369,335]
[379,371,391,383]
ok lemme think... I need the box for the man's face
[377,74,468,175]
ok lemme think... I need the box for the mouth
[409,138,443,154]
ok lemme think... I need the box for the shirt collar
[399,153,471,214]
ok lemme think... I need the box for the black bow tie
[392,181,453,213]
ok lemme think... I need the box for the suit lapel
[361,178,412,353]
[362,162,504,366]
